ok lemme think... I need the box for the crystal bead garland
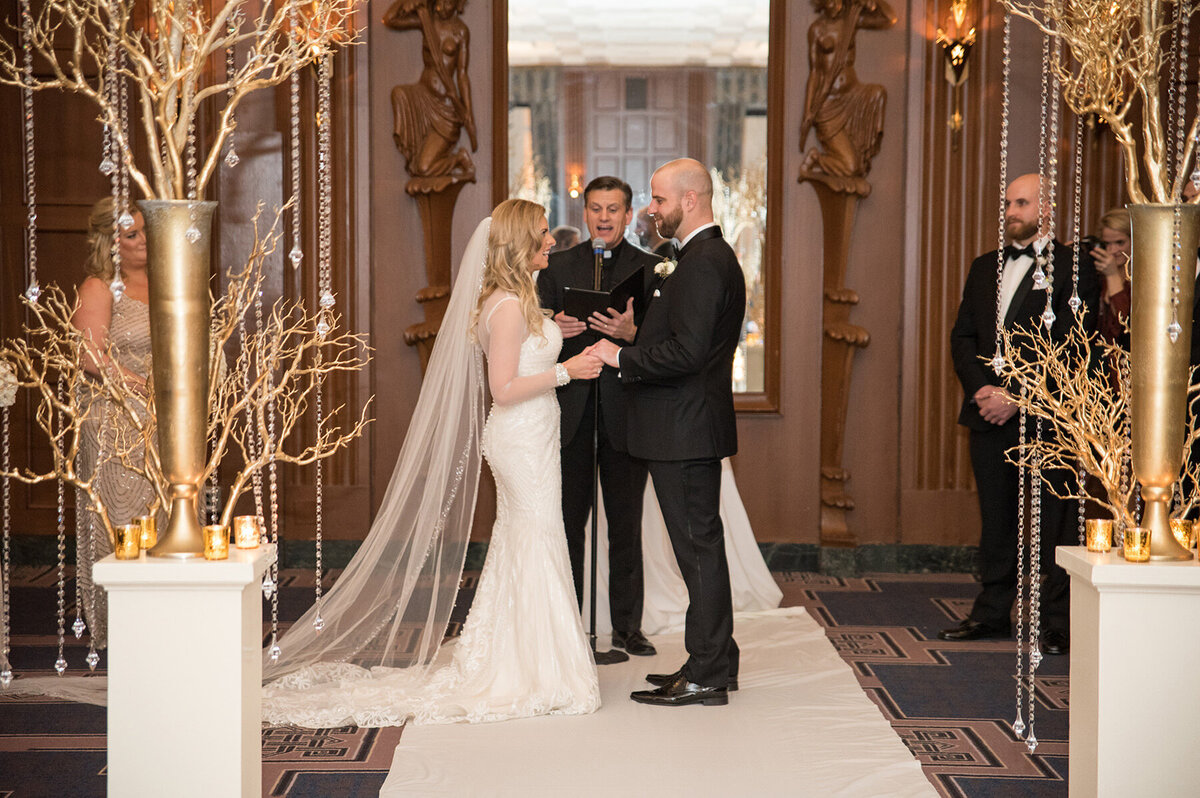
[54,378,67,675]
[2,407,14,687]
[19,0,39,305]
[1012,387,1028,739]
[223,11,240,169]
[311,51,337,634]
[1167,0,1192,341]
[1070,115,1086,543]
[991,13,1013,376]
[1026,420,1043,754]
[288,0,304,271]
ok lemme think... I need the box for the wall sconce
[568,171,583,199]
[936,0,975,148]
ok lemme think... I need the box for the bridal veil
[262,216,491,681]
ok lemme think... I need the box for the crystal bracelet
[554,363,570,387]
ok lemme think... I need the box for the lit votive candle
[1123,526,1151,563]
[136,514,158,550]
[1085,519,1113,553]
[1170,518,1196,550]
[233,515,260,549]
[203,525,229,561]
[115,523,141,560]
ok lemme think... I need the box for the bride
[262,200,604,727]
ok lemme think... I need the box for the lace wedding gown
[262,312,600,727]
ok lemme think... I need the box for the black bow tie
[1004,244,1036,261]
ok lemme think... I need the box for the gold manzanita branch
[1004,0,1198,203]
[0,0,356,200]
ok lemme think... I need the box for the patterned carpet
[0,567,1068,797]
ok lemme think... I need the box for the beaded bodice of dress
[107,295,152,378]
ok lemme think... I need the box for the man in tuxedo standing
[941,173,1099,654]
[591,158,745,706]
[538,176,661,657]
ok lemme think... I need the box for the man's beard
[655,207,683,240]
[1006,219,1038,243]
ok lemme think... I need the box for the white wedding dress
[262,309,599,728]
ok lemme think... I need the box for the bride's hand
[564,351,604,380]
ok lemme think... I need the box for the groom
[590,158,744,707]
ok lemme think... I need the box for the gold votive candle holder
[203,525,229,561]
[115,524,141,560]
[1170,518,1196,550]
[1085,519,1113,553]
[1123,526,1151,563]
[233,515,260,549]
[136,514,158,550]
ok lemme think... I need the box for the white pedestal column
[1057,546,1200,797]
[94,544,275,798]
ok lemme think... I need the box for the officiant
[538,175,661,657]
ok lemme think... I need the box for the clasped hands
[562,339,623,379]
[974,384,1018,425]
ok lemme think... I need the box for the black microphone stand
[588,239,628,666]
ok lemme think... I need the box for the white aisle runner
[381,607,933,797]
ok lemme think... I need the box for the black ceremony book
[562,266,646,321]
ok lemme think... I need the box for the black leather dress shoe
[612,629,657,657]
[1040,629,1070,655]
[631,673,728,707]
[646,668,738,692]
[937,619,1011,641]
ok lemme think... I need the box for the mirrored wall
[503,0,773,396]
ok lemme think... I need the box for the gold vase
[140,199,216,559]
[1129,203,1198,561]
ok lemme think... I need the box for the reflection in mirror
[506,1,770,393]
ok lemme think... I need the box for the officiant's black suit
[618,225,745,688]
[537,238,659,634]
[951,241,1099,636]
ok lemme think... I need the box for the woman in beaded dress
[71,198,155,650]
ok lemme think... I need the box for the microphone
[592,237,604,290]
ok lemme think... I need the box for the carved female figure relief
[799,0,896,194]
[384,0,478,193]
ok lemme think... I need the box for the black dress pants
[646,457,738,688]
[968,420,1076,634]
[560,390,648,635]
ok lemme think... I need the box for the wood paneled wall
[900,0,1124,542]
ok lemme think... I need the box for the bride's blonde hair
[474,198,550,339]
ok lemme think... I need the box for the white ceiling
[507,1,770,68]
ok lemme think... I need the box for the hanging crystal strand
[1069,115,1085,317]
[223,10,240,169]
[1031,34,1052,297]
[1168,3,1192,342]
[53,378,67,675]
[1012,389,1028,739]
[82,399,115,672]
[19,0,40,304]
[266,358,282,648]
[1026,420,1044,753]
[109,50,132,301]
[1071,113,1087,543]
[288,2,304,271]
[311,52,336,633]
[2,407,14,687]
[1119,351,1133,546]
[991,13,1013,376]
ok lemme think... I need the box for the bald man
[943,173,1099,655]
[591,158,745,707]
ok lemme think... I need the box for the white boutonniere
[0,362,16,408]
[654,258,677,279]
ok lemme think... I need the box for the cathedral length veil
[261,216,490,684]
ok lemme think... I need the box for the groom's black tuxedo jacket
[950,240,1100,432]
[619,226,745,461]
[538,239,659,447]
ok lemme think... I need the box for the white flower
[655,258,677,279]
[0,362,16,408]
